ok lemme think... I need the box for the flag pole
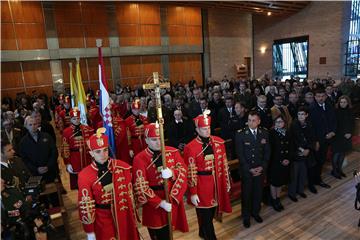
[69,62,74,108]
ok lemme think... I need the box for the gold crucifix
[143,72,173,240]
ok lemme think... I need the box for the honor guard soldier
[235,111,270,228]
[113,114,131,164]
[133,123,188,240]
[78,128,140,240]
[57,96,72,133]
[125,99,148,161]
[88,95,102,131]
[183,111,232,240]
[54,94,65,130]
[62,108,94,189]
[97,112,131,164]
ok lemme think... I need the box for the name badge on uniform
[43,138,48,142]
[244,142,251,145]
[261,138,267,144]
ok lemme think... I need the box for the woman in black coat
[268,115,293,212]
[331,95,355,179]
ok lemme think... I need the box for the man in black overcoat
[309,89,337,189]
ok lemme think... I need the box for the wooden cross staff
[143,72,173,240]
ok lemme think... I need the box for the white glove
[66,164,74,174]
[161,168,173,179]
[159,200,172,212]
[191,194,200,206]
[87,233,96,240]
[129,150,134,158]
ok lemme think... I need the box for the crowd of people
[1,75,359,240]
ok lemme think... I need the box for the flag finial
[96,127,106,138]
[96,39,103,48]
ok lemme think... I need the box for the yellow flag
[69,62,78,108]
[76,59,87,125]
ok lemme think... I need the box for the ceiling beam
[162,1,309,16]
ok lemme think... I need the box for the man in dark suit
[325,85,336,106]
[19,116,59,183]
[235,111,270,228]
[252,95,273,130]
[187,88,202,119]
[166,109,195,151]
[218,97,235,140]
[31,110,56,144]
[287,92,299,119]
[1,117,23,155]
[36,95,52,122]
[173,97,189,120]
[309,88,337,189]
[208,91,224,129]
[234,82,252,109]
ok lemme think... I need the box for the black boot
[276,198,284,211]
[331,170,341,179]
[271,197,281,212]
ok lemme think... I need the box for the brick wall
[207,9,252,81]
[253,1,352,80]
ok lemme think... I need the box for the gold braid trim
[62,137,70,159]
[126,127,132,146]
[133,170,155,205]
[188,157,197,188]
[223,153,231,192]
[79,189,95,225]
[170,162,187,203]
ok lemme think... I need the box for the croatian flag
[97,39,116,157]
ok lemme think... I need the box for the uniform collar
[0,161,9,168]
[196,135,211,144]
[91,159,111,171]
[145,147,154,157]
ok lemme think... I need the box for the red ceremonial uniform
[132,123,189,232]
[54,105,63,129]
[57,96,72,132]
[62,123,94,189]
[88,103,102,131]
[58,108,71,132]
[113,116,131,164]
[54,94,65,130]
[183,116,232,214]
[78,131,140,240]
[133,147,189,232]
[125,114,148,160]
[117,101,128,119]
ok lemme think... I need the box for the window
[345,0,360,78]
[273,36,309,80]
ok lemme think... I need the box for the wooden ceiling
[166,1,310,16]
